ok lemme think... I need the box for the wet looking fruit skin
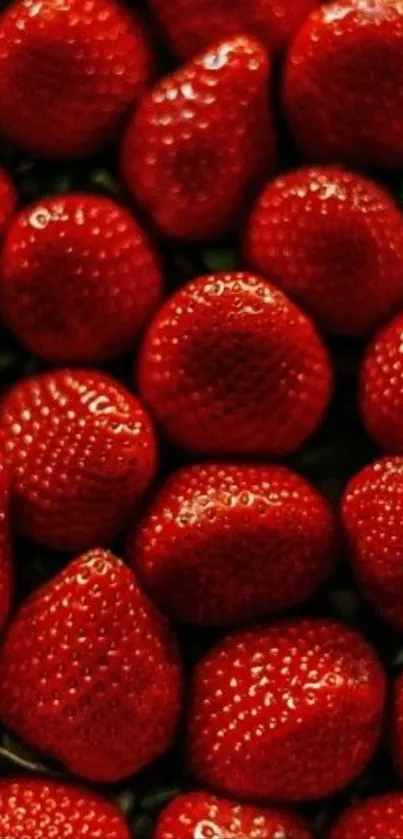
[0,167,16,237]
[329,793,403,839]
[360,311,403,452]
[0,454,12,632]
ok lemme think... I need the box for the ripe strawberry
[0,167,16,236]
[149,0,318,59]
[0,0,153,158]
[0,776,130,838]
[120,37,276,241]
[392,674,403,781]
[0,368,157,550]
[138,272,332,456]
[244,166,403,337]
[0,194,163,363]
[188,619,385,802]
[284,1,403,169]
[155,791,312,839]
[329,794,403,839]
[131,462,336,626]
[360,312,403,452]
[0,455,12,631]
[0,549,183,782]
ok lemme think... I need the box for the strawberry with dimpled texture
[155,791,312,839]
[0,455,12,632]
[329,794,403,839]
[0,549,183,782]
[360,312,403,452]
[0,195,163,363]
[0,0,153,158]
[131,463,336,626]
[138,273,332,456]
[245,166,403,336]
[121,37,276,241]
[0,167,16,236]
[284,0,403,170]
[188,620,385,802]
[0,776,130,838]
[0,369,157,551]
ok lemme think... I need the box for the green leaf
[202,248,237,273]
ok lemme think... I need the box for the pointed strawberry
[360,312,403,452]
[0,549,183,782]
[121,37,276,241]
[0,455,12,631]
[329,794,403,839]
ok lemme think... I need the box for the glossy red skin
[0,455,12,631]
[329,794,403,839]
[393,675,403,781]
[245,166,403,337]
[121,37,276,241]
[131,463,336,626]
[155,791,312,839]
[0,369,157,550]
[0,776,130,838]
[360,312,403,452]
[0,194,163,363]
[0,167,16,235]
[188,619,385,802]
[149,0,318,59]
[284,1,403,169]
[0,550,183,782]
[0,0,153,158]
[138,272,332,456]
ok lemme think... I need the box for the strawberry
[244,166,403,337]
[138,272,332,456]
[130,462,336,626]
[329,794,403,839]
[188,619,385,802]
[0,368,157,550]
[0,194,163,363]
[0,167,16,236]
[155,791,312,839]
[120,37,276,241]
[0,549,183,782]
[0,455,12,631]
[0,0,153,158]
[392,674,403,782]
[0,776,130,838]
[342,456,403,630]
[284,0,403,169]
[360,312,403,452]
[149,0,318,59]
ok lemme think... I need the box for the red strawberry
[138,272,332,456]
[149,0,318,59]
[0,0,153,158]
[392,674,403,781]
[0,369,157,550]
[284,1,403,169]
[0,549,183,782]
[329,794,403,839]
[360,312,403,452]
[130,462,336,626]
[120,37,276,241]
[0,776,130,838]
[0,167,16,235]
[244,166,403,337]
[0,455,12,631]
[155,791,312,839]
[0,194,163,363]
[188,619,385,802]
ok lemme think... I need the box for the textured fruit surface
[0,369,157,550]
[0,550,183,782]
[150,0,318,59]
[361,312,403,452]
[0,776,130,838]
[121,37,276,241]
[284,0,403,169]
[0,454,12,632]
[155,791,312,839]
[0,167,16,236]
[392,675,403,781]
[188,619,385,802]
[329,793,403,839]
[245,166,403,336]
[138,272,332,456]
[131,463,336,626]
[0,0,153,157]
[0,194,163,363]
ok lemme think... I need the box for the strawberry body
[393,675,403,781]
[0,167,16,235]
[0,195,163,363]
[0,0,153,158]
[121,37,276,241]
[188,619,385,802]
[284,1,403,169]
[131,463,336,626]
[138,272,332,456]
[0,776,130,838]
[360,312,403,452]
[0,369,157,550]
[0,550,183,782]
[245,167,403,336]
[329,794,403,839]
[0,455,12,631]
[155,792,312,839]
